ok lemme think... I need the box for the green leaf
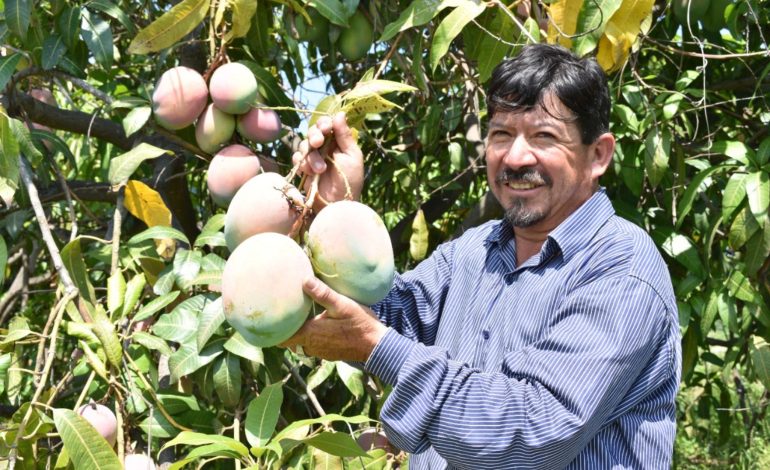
[661,232,705,279]
[0,55,23,92]
[194,214,226,247]
[61,238,97,305]
[153,299,201,343]
[131,331,173,356]
[106,270,126,316]
[238,61,299,127]
[273,414,372,443]
[303,431,368,457]
[88,0,137,35]
[644,128,670,188]
[139,411,179,439]
[173,248,202,290]
[335,361,364,398]
[0,109,20,207]
[225,0,257,40]
[409,209,429,261]
[198,297,225,351]
[163,431,249,456]
[676,164,732,229]
[58,6,82,48]
[245,382,284,448]
[246,3,272,58]
[42,35,68,70]
[467,11,515,83]
[711,140,751,165]
[751,337,770,390]
[122,273,147,318]
[6,0,32,40]
[745,222,770,276]
[169,444,246,470]
[194,231,226,248]
[574,0,623,56]
[128,225,189,245]
[380,0,459,42]
[169,338,225,383]
[224,332,264,364]
[429,2,486,72]
[213,352,242,407]
[613,104,639,133]
[81,8,113,68]
[128,0,210,54]
[726,270,761,304]
[309,0,350,27]
[307,360,336,390]
[745,171,769,226]
[133,291,180,322]
[108,143,171,185]
[728,206,759,250]
[122,106,152,137]
[52,409,122,469]
[722,172,747,222]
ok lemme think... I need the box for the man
[285,44,681,469]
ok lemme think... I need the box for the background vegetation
[0,0,769,468]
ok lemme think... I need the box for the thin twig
[283,357,326,417]
[17,155,77,295]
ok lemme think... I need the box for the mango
[237,107,282,143]
[195,103,236,154]
[293,8,330,48]
[77,403,118,447]
[222,232,313,347]
[124,454,157,470]
[338,11,373,61]
[224,172,304,251]
[306,201,394,305]
[209,62,258,115]
[152,66,209,130]
[207,144,261,207]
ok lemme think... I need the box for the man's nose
[502,135,537,169]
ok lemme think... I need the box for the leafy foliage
[0,0,769,468]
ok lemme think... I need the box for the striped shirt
[365,189,681,469]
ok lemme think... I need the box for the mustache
[496,168,550,186]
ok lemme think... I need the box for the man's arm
[366,275,677,468]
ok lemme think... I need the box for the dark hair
[486,44,610,144]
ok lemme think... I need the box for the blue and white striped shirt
[365,189,681,469]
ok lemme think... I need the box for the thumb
[302,276,352,318]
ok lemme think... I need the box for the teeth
[505,182,539,190]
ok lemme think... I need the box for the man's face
[485,94,605,232]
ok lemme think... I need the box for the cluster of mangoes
[291,8,374,61]
[152,63,282,207]
[221,180,395,348]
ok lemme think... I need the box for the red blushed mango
[196,103,236,154]
[237,108,282,143]
[222,232,313,347]
[224,172,304,251]
[77,403,118,447]
[306,200,395,305]
[152,66,208,130]
[209,62,258,115]
[207,144,261,207]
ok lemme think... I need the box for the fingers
[302,276,352,318]
[331,112,361,157]
[292,141,327,174]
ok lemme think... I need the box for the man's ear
[590,133,615,179]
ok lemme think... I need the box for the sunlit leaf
[245,382,284,448]
[81,8,113,68]
[124,180,173,228]
[128,0,210,54]
[108,143,171,185]
[409,209,429,261]
[53,409,122,469]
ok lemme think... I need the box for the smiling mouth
[504,181,543,190]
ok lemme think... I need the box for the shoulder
[585,216,676,311]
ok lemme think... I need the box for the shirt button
[482,330,490,340]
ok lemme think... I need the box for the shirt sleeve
[365,275,676,469]
[371,241,455,346]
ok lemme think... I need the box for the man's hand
[280,277,387,362]
[292,112,364,209]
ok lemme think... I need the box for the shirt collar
[484,188,616,262]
